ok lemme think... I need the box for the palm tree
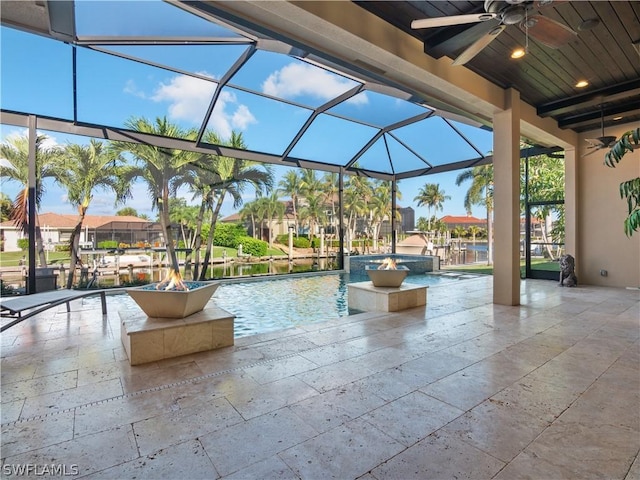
[299,169,324,241]
[110,117,199,277]
[0,133,63,267]
[278,170,302,235]
[467,225,482,243]
[321,171,339,239]
[58,139,127,288]
[239,200,261,239]
[413,183,450,231]
[255,193,285,248]
[456,164,494,265]
[195,131,273,280]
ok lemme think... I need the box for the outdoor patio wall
[577,122,640,288]
[344,254,440,276]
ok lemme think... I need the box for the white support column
[493,88,521,306]
[563,147,578,267]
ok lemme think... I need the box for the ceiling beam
[558,105,640,130]
[537,79,640,118]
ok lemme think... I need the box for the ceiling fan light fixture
[575,80,589,88]
[511,48,526,59]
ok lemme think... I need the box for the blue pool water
[99,272,480,338]
[212,272,474,337]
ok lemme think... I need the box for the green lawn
[445,258,559,276]
[0,246,288,268]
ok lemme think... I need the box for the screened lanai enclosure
[0,0,563,291]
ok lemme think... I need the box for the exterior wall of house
[577,122,640,288]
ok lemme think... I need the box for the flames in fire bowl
[365,257,409,288]
[126,281,220,319]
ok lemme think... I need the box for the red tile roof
[0,212,150,228]
[439,215,485,225]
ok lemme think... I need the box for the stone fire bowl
[126,281,220,319]
[365,265,409,288]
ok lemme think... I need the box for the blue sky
[0,1,490,222]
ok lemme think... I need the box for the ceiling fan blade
[581,148,601,158]
[585,138,606,148]
[521,15,577,48]
[411,13,498,29]
[452,25,506,66]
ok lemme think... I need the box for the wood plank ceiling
[355,1,640,134]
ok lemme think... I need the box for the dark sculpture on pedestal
[559,254,578,287]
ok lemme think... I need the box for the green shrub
[293,236,310,248]
[213,223,247,248]
[98,240,118,249]
[236,235,267,256]
[55,244,70,252]
[17,238,29,251]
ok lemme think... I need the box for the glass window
[289,113,378,165]
[76,47,216,135]
[75,0,239,38]
[393,116,483,166]
[0,27,74,120]
[328,90,429,127]
[205,86,313,155]
[229,50,361,109]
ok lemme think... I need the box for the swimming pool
[98,271,480,338]
[212,271,477,337]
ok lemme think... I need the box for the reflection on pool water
[97,271,480,338]
[213,272,477,337]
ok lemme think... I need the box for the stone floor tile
[0,399,24,424]
[288,382,387,433]
[20,377,123,418]
[295,356,378,393]
[199,407,318,477]
[221,455,299,480]
[81,439,219,479]
[279,417,405,480]
[225,375,319,420]
[441,399,549,463]
[490,377,582,423]
[2,425,138,477]
[1,371,77,403]
[523,421,639,480]
[120,360,205,393]
[132,396,244,456]
[243,354,319,384]
[0,410,75,458]
[363,391,464,446]
[371,430,505,480]
[626,454,640,480]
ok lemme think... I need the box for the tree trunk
[193,200,206,280]
[199,193,225,281]
[66,209,86,289]
[160,183,180,274]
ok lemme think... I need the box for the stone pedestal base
[120,307,234,365]
[348,281,427,312]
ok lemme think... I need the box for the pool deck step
[120,307,235,365]
[347,281,428,312]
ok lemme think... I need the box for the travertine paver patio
[1,275,638,479]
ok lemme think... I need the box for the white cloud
[262,63,368,105]
[123,79,147,99]
[145,73,256,139]
[151,74,216,123]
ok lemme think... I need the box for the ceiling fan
[411,0,577,66]
[583,106,619,158]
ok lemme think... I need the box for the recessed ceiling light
[511,48,526,59]
[575,80,589,88]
